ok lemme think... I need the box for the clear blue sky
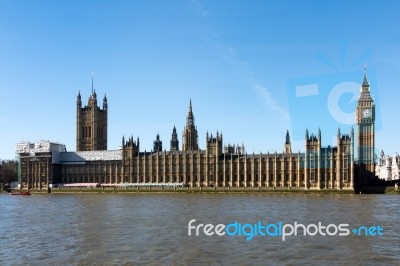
[0,0,399,160]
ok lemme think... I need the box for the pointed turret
[88,76,97,106]
[362,65,370,91]
[284,130,292,154]
[77,91,82,108]
[186,99,195,126]
[170,125,179,151]
[183,99,198,151]
[103,94,108,110]
[153,133,162,152]
[90,74,97,103]
[285,130,290,144]
[351,126,354,139]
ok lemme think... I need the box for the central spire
[170,125,179,152]
[183,99,198,151]
[284,130,292,153]
[285,130,290,144]
[362,64,370,90]
[186,99,195,126]
[189,99,193,115]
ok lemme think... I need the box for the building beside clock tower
[356,67,375,183]
[20,70,385,191]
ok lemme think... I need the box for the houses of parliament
[16,69,376,191]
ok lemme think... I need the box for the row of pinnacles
[116,97,354,189]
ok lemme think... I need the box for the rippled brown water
[0,192,399,265]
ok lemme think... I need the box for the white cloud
[256,85,289,119]
[189,2,289,123]
[222,47,290,122]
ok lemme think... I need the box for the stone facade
[118,102,354,189]
[59,151,122,184]
[17,70,378,191]
[76,79,108,151]
[16,141,65,190]
[356,67,375,183]
[376,151,400,181]
[16,102,355,190]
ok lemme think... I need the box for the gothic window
[343,171,348,182]
[310,171,315,182]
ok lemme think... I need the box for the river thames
[0,192,399,265]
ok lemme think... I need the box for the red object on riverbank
[9,191,31,196]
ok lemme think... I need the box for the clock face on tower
[362,109,371,118]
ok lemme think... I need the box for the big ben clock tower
[356,66,375,180]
